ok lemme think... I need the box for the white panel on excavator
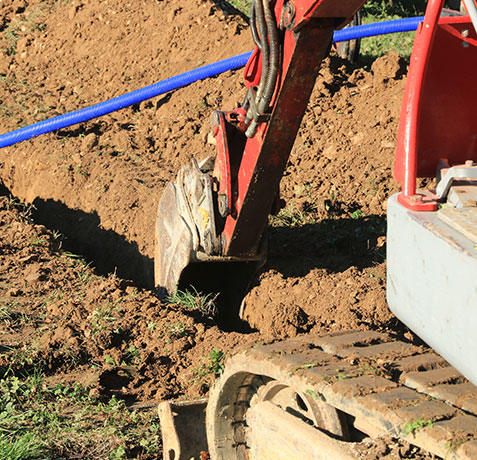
[387,193,477,386]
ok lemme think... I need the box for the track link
[206,331,477,459]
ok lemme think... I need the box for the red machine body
[394,0,477,211]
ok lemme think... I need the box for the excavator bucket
[154,157,266,328]
[154,180,194,299]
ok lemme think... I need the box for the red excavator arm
[155,0,366,323]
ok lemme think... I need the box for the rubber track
[220,331,477,459]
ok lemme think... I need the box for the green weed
[445,439,465,453]
[402,418,433,436]
[269,203,316,227]
[350,209,365,220]
[225,0,252,14]
[29,235,47,247]
[196,348,225,379]
[90,302,121,335]
[104,355,117,366]
[306,389,320,400]
[166,321,188,339]
[0,304,14,323]
[167,287,218,318]
[3,7,47,56]
[122,345,141,366]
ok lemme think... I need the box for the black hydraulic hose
[254,0,270,103]
[250,0,262,50]
[246,0,279,137]
[258,0,279,114]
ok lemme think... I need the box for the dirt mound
[241,52,408,339]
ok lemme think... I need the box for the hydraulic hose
[246,0,280,138]
[0,16,425,149]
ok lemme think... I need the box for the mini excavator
[155,0,477,458]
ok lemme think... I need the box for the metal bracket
[436,161,477,199]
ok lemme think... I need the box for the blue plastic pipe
[0,16,424,149]
[334,15,424,42]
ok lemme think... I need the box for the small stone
[16,37,30,55]
[0,55,12,74]
[80,133,98,153]
[381,140,395,149]
[111,131,132,151]
[207,132,216,145]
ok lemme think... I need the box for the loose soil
[0,0,439,458]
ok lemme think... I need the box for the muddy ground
[0,0,440,458]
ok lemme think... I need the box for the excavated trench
[30,195,155,287]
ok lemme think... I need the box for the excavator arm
[155,0,366,325]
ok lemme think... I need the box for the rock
[0,54,12,74]
[111,131,132,151]
[80,133,98,153]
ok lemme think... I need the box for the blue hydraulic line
[0,16,424,149]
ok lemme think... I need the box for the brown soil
[0,0,435,457]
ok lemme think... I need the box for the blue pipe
[0,16,424,149]
[335,15,424,42]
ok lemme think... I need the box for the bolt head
[218,193,229,217]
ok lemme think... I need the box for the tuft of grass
[166,321,188,339]
[90,302,121,336]
[269,203,316,227]
[3,7,48,56]
[167,287,218,318]
[359,0,426,59]
[402,418,434,436]
[350,208,365,220]
[225,0,251,15]
[196,348,225,379]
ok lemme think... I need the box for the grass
[3,7,47,56]
[224,0,425,59]
[167,287,218,318]
[226,0,251,14]
[402,418,434,436]
[361,12,417,60]
[0,371,161,459]
[196,348,225,379]
[166,321,189,339]
[269,203,316,227]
